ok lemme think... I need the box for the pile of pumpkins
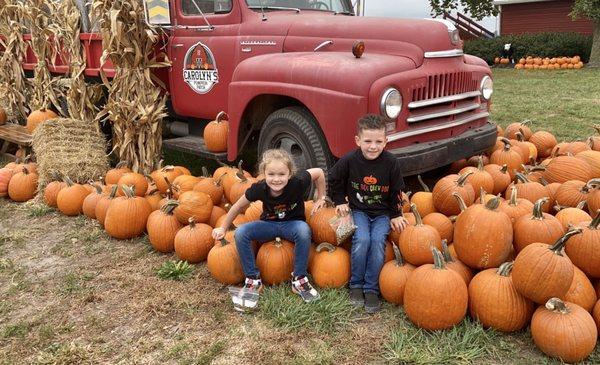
[4,119,600,362]
[514,56,584,70]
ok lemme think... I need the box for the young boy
[328,114,409,313]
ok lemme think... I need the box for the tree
[429,0,600,67]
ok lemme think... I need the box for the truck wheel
[258,106,334,176]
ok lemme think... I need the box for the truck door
[168,0,241,120]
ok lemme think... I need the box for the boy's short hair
[357,114,386,135]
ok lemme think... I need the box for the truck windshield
[246,0,353,13]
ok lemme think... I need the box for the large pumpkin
[147,200,184,253]
[104,186,152,239]
[468,262,534,332]
[310,243,350,288]
[174,218,213,262]
[543,155,592,184]
[453,197,513,269]
[575,150,600,178]
[529,131,557,158]
[379,243,415,305]
[513,198,564,253]
[563,266,597,312]
[204,111,229,152]
[256,237,295,285]
[206,231,244,285]
[431,172,475,216]
[554,179,592,208]
[531,298,597,363]
[512,229,581,304]
[403,248,468,330]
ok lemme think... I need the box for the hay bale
[32,117,108,190]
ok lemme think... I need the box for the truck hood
[281,14,457,66]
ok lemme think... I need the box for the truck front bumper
[388,122,497,176]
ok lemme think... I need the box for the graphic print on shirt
[267,202,298,220]
[351,175,389,206]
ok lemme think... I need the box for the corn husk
[0,0,30,121]
[32,117,108,192]
[93,0,170,174]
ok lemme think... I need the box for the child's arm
[389,160,408,232]
[328,159,350,216]
[212,195,251,240]
[307,168,326,213]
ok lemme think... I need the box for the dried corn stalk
[52,0,103,125]
[93,0,170,174]
[24,0,67,113]
[0,0,30,121]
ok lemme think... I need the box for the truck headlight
[480,76,493,100]
[380,88,402,119]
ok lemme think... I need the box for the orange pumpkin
[256,237,295,285]
[310,243,351,288]
[206,231,244,285]
[398,204,442,266]
[104,186,152,239]
[379,243,415,305]
[174,190,213,225]
[148,200,184,253]
[7,167,38,202]
[105,161,131,185]
[82,184,105,219]
[0,167,12,197]
[174,218,213,262]
[431,172,475,216]
[26,108,58,133]
[204,111,229,153]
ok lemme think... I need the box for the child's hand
[390,216,409,232]
[212,227,225,240]
[335,203,350,216]
[311,197,326,215]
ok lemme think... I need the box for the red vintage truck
[19,0,497,175]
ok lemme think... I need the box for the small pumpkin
[95,185,119,226]
[379,243,415,305]
[310,243,351,288]
[7,167,38,202]
[105,161,131,185]
[117,172,148,197]
[56,177,92,216]
[513,198,564,253]
[483,164,512,195]
[398,204,441,266]
[531,298,597,363]
[82,184,105,219]
[409,175,436,217]
[174,217,213,262]
[26,108,58,133]
[204,111,229,153]
[498,185,534,224]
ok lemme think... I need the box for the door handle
[172,44,184,48]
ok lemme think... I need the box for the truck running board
[162,135,228,161]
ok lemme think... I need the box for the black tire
[258,106,334,182]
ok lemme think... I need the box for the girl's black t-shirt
[244,170,312,221]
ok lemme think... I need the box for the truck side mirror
[144,0,172,26]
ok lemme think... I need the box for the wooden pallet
[0,123,32,161]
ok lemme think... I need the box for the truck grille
[408,72,481,124]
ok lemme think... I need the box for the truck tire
[258,106,334,177]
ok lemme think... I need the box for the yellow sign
[145,0,171,25]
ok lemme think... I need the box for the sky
[359,0,499,34]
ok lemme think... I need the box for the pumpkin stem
[576,200,587,210]
[515,172,530,184]
[500,137,512,151]
[316,242,337,253]
[390,241,405,266]
[122,185,136,198]
[451,192,467,213]
[545,297,570,314]
[441,239,454,263]
[549,228,583,254]
[161,200,180,215]
[515,130,525,142]
[409,203,423,226]
[588,211,600,229]
[219,238,230,246]
[92,183,103,195]
[116,160,129,169]
[156,159,164,170]
[500,164,509,174]
[586,178,600,189]
[417,175,430,192]
[274,237,282,247]
[431,247,447,270]
[476,155,485,171]
[484,196,500,210]
[539,176,549,186]
[108,184,118,198]
[21,166,30,175]
[508,185,518,206]
[202,166,210,178]
[456,171,474,187]
[520,119,532,126]
[188,216,196,228]
[63,176,74,186]
[216,111,229,123]
[532,198,548,220]
[587,136,594,149]
[497,261,514,277]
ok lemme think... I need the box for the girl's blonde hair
[258,149,297,176]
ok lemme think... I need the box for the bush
[464,32,593,65]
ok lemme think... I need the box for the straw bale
[32,117,108,190]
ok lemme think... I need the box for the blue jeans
[234,220,311,278]
[350,210,390,294]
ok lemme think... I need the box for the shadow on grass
[258,285,359,334]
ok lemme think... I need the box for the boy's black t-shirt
[328,149,405,218]
[245,170,312,221]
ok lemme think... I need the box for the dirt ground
[0,198,401,365]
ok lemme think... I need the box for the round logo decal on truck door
[182,42,219,94]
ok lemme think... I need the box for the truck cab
[154,0,497,174]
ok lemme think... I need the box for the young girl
[212,149,326,307]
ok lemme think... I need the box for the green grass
[23,203,54,217]
[258,286,359,334]
[491,68,600,141]
[156,260,195,281]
